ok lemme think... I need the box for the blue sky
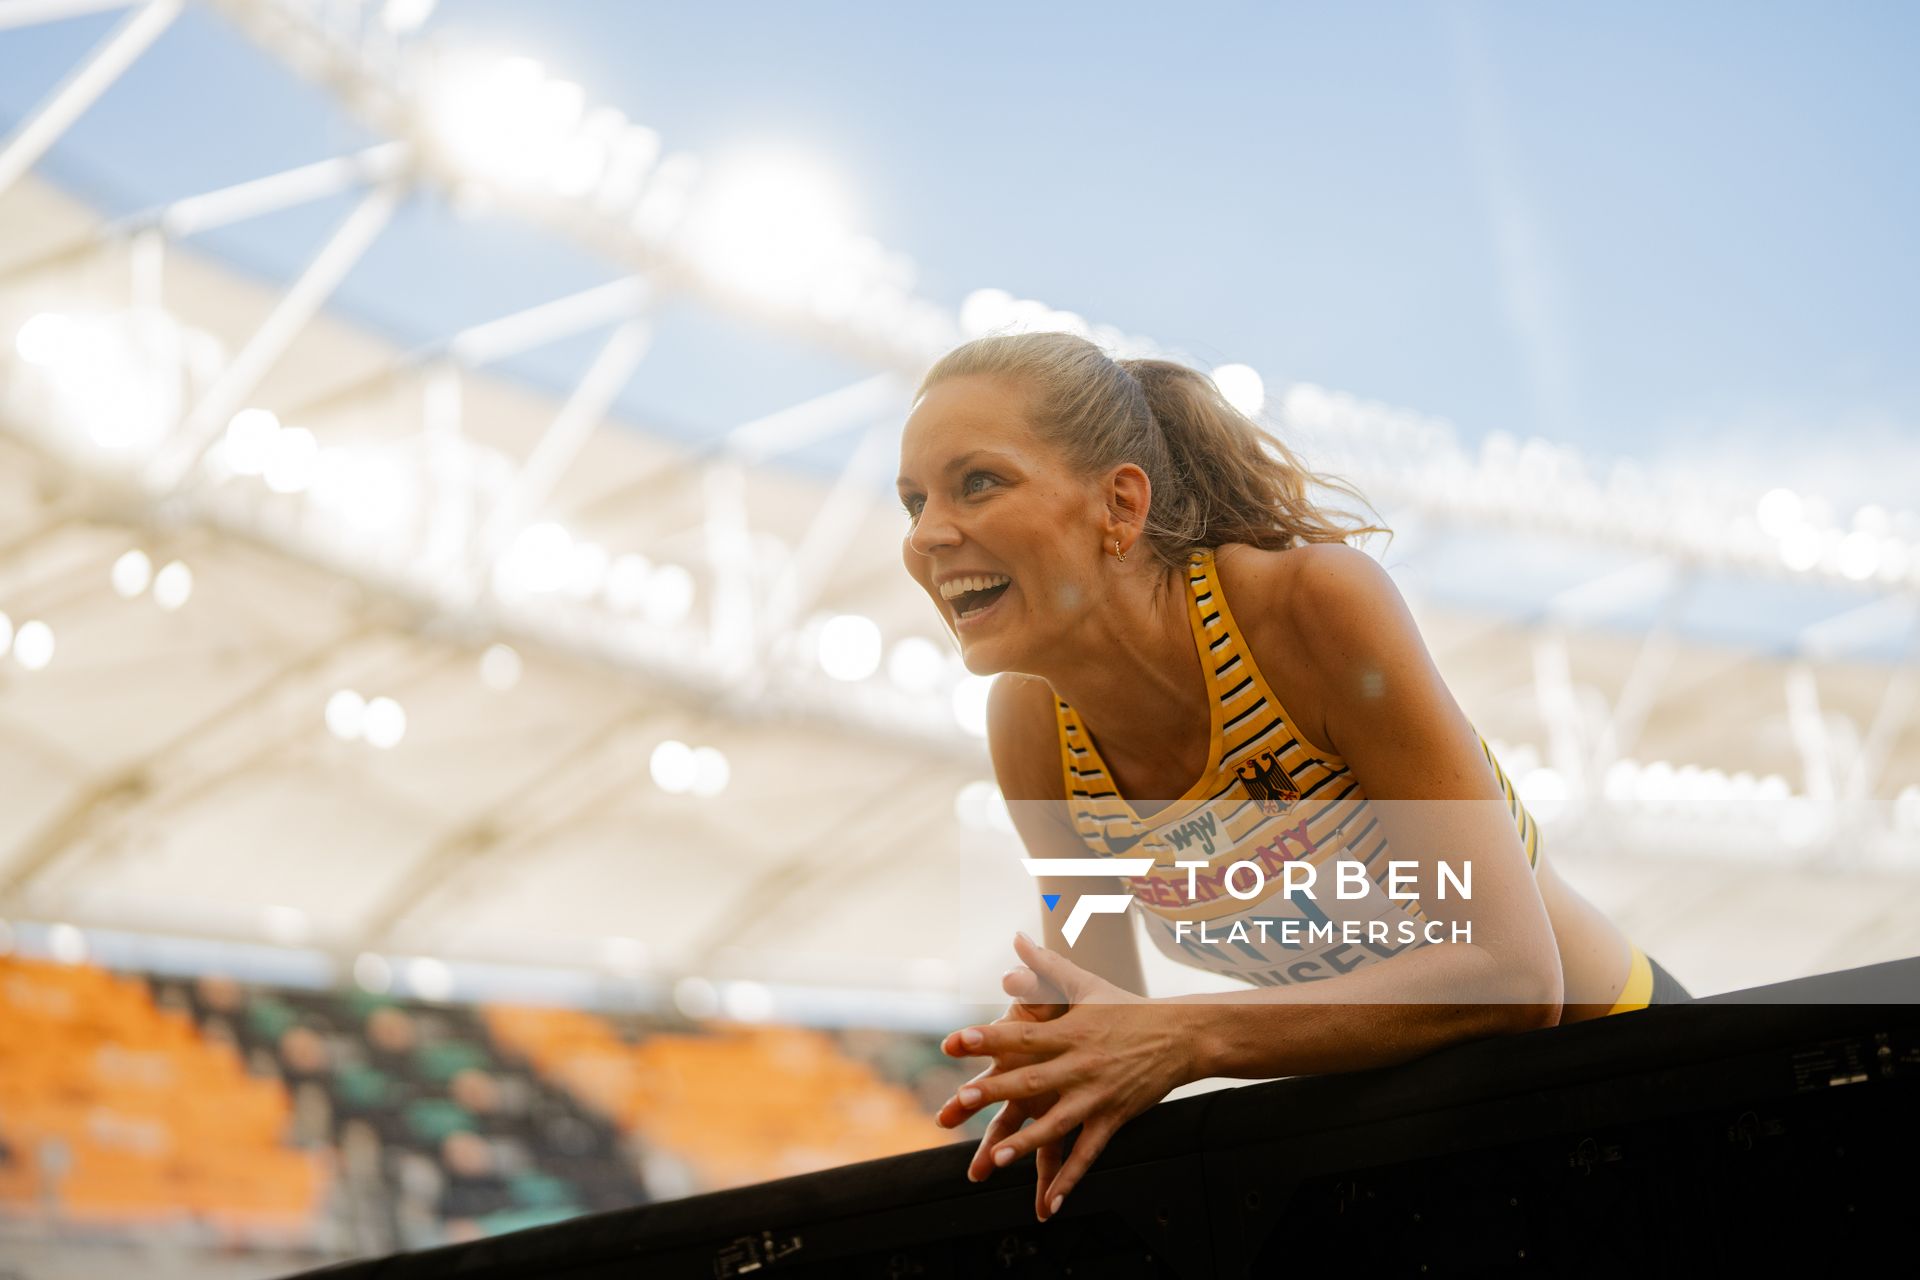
[1,1,1915,649]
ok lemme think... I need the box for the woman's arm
[1172,939,1556,1080]
[987,672,1147,997]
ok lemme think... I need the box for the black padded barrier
[287,956,1920,1279]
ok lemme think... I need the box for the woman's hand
[937,953,1072,1216]
[940,932,1198,1220]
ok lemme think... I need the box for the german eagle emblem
[1235,751,1300,816]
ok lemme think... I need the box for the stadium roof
[2,174,1915,1017]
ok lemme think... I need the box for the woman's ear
[1105,462,1152,543]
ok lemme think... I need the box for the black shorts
[1608,944,1692,1015]
[1646,952,1692,1004]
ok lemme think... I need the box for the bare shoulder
[984,671,1066,803]
[1212,541,1409,757]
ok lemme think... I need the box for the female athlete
[892,331,1691,1223]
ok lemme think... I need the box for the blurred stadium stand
[0,953,981,1276]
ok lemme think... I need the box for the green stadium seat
[476,1204,582,1236]
[333,1063,394,1110]
[416,1040,490,1085]
[507,1168,575,1209]
[403,1097,476,1145]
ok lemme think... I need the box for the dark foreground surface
[288,957,1920,1278]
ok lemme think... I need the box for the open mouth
[943,577,1013,627]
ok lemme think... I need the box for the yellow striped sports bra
[1053,545,1544,990]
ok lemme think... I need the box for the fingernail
[1015,930,1034,947]
[1051,1194,1064,1215]
[961,1028,982,1048]
[994,1146,1014,1167]
[958,1087,980,1105]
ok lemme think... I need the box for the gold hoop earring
[1114,539,1126,562]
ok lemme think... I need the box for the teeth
[939,573,1011,601]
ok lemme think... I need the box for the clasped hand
[936,931,1194,1222]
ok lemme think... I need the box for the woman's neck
[1034,569,1210,795]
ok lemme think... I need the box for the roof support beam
[147,143,408,239]
[464,316,653,602]
[0,144,404,285]
[702,458,756,683]
[1841,620,1920,811]
[0,0,180,198]
[446,277,651,368]
[0,0,136,31]
[1530,628,1586,799]
[758,416,897,647]
[723,374,906,465]
[1594,569,1692,766]
[144,180,403,494]
[231,276,654,430]
[1784,662,1838,832]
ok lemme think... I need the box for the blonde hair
[916,331,1392,587]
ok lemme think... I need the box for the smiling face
[897,374,1107,675]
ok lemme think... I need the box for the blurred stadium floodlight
[417,51,594,195]
[679,147,906,313]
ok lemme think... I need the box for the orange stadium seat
[0,956,327,1236]
[483,1006,951,1193]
